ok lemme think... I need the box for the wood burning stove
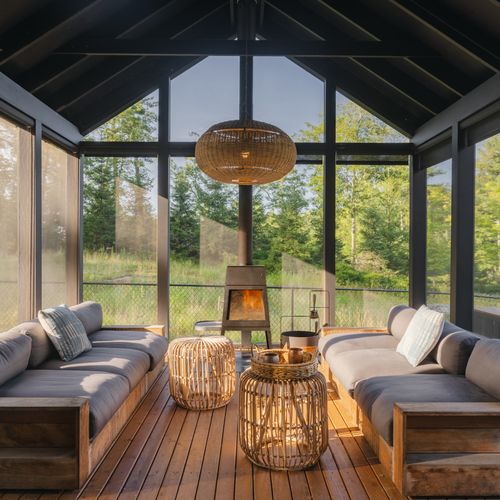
[221,265,271,348]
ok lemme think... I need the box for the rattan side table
[168,336,236,410]
[239,350,328,470]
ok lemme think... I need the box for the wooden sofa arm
[0,397,90,489]
[393,402,500,497]
[101,324,166,336]
[320,326,388,336]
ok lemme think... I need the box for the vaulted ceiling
[1,0,499,136]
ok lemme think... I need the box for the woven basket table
[239,349,328,471]
[168,336,236,410]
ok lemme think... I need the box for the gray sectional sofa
[319,305,500,497]
[0,301,168,490]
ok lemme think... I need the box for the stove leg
[265,330,272,349]
[241,331,252,357]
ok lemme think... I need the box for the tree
[170,160,199,260]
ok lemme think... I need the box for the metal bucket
[280,330,319,352]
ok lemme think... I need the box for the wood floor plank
[270,470,292,500]
[288,471,312,500]
[136,406,188,500]
[329,399,390,499]
[318,446,350,500]
[234,440,253,499]
[119,397,178,499]
[194,406,227,500]
[215,386,239,500]
[98,384,174,499]
[156,410,200,499]
[325,399,369,500]
[78,372,168,499]
[304,464,331,500]
[252,466,272,500]
[175,409,213,500]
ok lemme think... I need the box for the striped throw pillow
[38,305,92,361]
[396,305,444,367]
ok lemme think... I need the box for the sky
[170,56,326,141]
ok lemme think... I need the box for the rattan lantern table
[239,350,328,471]
[168,336,236,410]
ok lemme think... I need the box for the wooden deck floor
[0,366,492,500]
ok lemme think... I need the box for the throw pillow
[38,305,92,361]
[396,305,444,367]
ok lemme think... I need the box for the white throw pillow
[396,305,445,367]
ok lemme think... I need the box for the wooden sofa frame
[0,324,165,490]
[320,327,500,497]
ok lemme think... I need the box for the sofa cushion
[387,305,416,341]
[70,301,103,335]
[434,329,480,375]
[38,306,92,361]
[354,374,496,445]
[396,305,444,367]
[328,348,445,394]
[319,332,398,359]
[40,347,150,390]
[12,319,55,367]
[0,370,129,437]
[466,339,500,399]
[89,330,167,370]
[0,330,31,386]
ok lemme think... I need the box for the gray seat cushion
[70,301,103,335]
[0,330,32,385]
[40,347,150,390]
[329,348,445,394]
[0,370,129,437]
[354,374,496,445]
[319,332,398,358]
[11,319,56,367]
[89,330,167,370]
[466,339,500,399]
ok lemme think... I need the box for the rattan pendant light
[195,119,297,185]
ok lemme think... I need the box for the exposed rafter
[16,0,187,93]
[314,0,482,96]
[55,39,435,58]
[387,0,500,72]
[45,0,228,113]
[0,0,110,67]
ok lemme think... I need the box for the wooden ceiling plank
[387,0,500,72]
[0,0,106,67]
[315,0,480,97]
[46,0,228,112]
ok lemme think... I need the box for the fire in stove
[221,265,271,348]
[228,289,265,321]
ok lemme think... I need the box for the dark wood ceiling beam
[315,0,480,97]
[16,0,186,93]
[266,0,447,115]
[64,8,231,133]
[387,0,500,72]
[46,0,228,112]
[0,0,107,67]
[55,39,437,58]
[258,18,422,135]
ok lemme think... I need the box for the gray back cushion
[70,301,103,335]
[432,327,480,374]
[387,305,416,340]
[0,330,32,385]
[466,339,500,400]
[13,319,55,367]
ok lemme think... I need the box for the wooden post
[157,77,170,330]
[323,75,336,326]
